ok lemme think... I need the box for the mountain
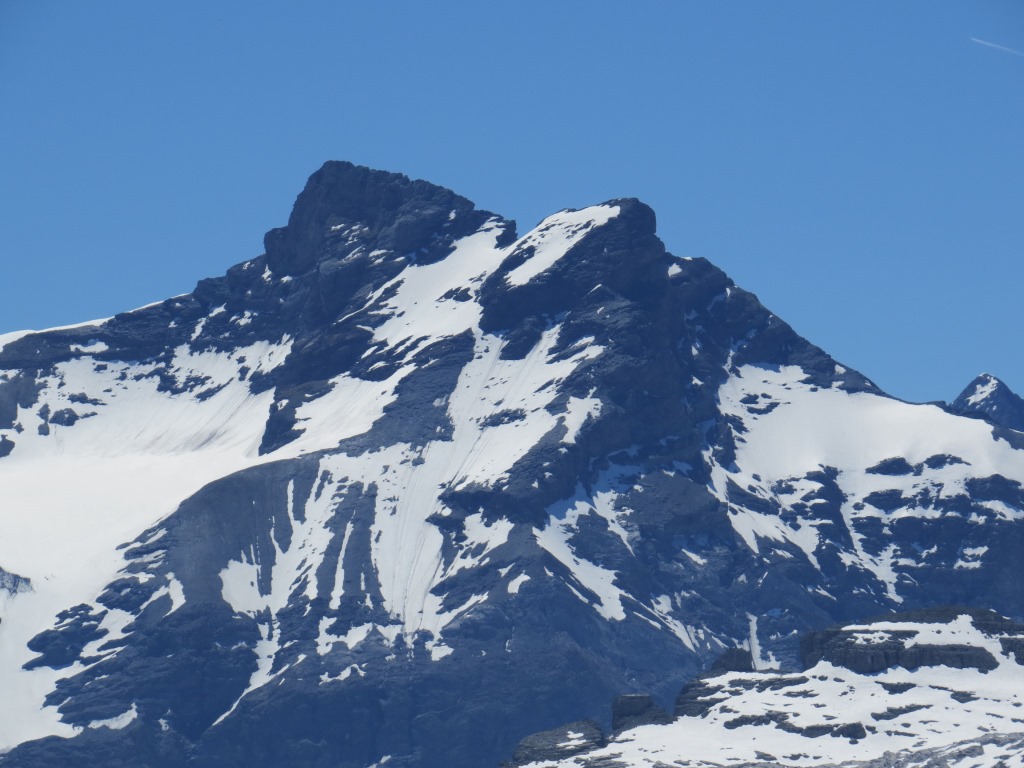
[951,373,1024,433]
[513,608,1024,768]
[2,162,1024,768]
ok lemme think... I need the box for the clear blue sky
[1,2,1022,403]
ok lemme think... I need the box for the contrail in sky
[970,37,1024,57]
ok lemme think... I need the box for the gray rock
[509,720,604,766]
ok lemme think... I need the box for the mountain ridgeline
[0,162,1022,768]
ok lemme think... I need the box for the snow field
[708,365,1024,598]
[527,614,1024,767]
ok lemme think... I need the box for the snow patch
[967,374,1000,406]
[507,573,530,594]
[504,205,620,287]
[87,703,137,731]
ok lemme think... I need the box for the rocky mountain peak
[951,372,1024,432]
[263,160,497,276]
[2,163,1024,768]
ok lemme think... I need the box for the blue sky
[1,2,1022,403]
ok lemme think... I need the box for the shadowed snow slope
[1,162,1024,768]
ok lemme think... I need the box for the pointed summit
[951,373,1024,432]
[264,161,504,275]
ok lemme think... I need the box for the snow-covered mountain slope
[2,162,1024,768]
[516,609,1024,768]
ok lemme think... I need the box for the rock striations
[0,163,1023,767]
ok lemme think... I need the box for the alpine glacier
[0,162,1022,768]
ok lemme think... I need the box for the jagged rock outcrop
[800,607,1021,673]
[0,567,30,599]
[507,721,604,767]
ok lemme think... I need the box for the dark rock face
[610,694,671,734]
[720,710,867,742]
[263,161,490,276]
[508,721,604,767]
[673,648,756,718]
[804,635,998,674]
[800,607,1024,673]
[709,648,755,673]
[3,163,1024,768]
[674,678,727,719]
[0,567,30,597]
